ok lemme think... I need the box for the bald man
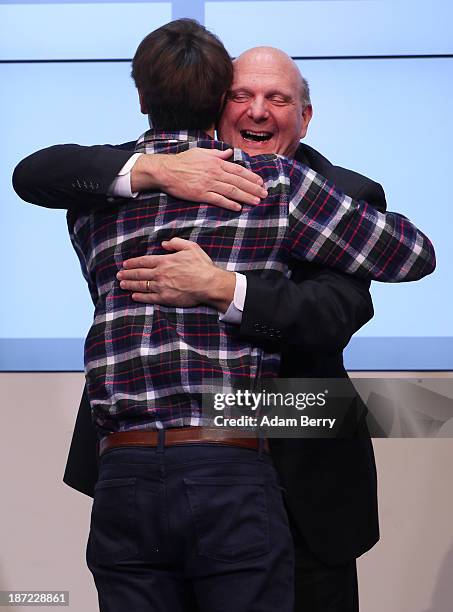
[14,46,390,612]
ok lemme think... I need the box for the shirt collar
[139,128,213,145]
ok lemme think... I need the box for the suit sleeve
[240,180,387,353]
[12,143,135,211]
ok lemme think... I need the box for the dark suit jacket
[13,141,387,565]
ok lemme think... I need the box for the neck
[205,125,215,138]
[148,116,215,139]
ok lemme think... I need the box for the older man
[13,42,433,612]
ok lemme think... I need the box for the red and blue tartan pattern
[68,129,435,435]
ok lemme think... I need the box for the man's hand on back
[117,237,236,312]
[131,148,267,211]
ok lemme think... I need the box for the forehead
[232,55,300,95]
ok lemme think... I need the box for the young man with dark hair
[131,19,233,130]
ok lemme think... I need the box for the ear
[138,89,147,114]
[300,105,313,139]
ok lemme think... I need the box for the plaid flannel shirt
[68,129,435,435]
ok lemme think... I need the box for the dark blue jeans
[86,444,294,612]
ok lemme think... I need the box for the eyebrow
[227,88,252,95]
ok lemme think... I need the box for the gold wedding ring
[146,280,151,292]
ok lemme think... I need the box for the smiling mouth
[240,130,273,143]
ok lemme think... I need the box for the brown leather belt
[99,427,269,456]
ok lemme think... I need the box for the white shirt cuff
[219,273,247,325]
[108,153,142,198]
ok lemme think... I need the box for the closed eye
[268,94,291,105]
[227,90,252,103]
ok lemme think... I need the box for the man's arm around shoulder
[240,177,387,353]
[12,143,135,210]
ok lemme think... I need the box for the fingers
[195,147,266,190]
[121,255,159,270]
[166,147,266,209]
[230,173,267,197]
[117,264,156,287]
[117,266,155,282]
[216,164,267,207]
[220,159,264,186]
[119,278,157,292]
[161,237,199,251]
[131,292,160,304]
[204,192,247,211]
[120,240,203,277]
[211,178,267,207]
[206,148,234,160]
[161,238,211,264]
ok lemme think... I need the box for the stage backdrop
[2,0,452,370]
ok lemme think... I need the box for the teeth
[241,130,273,142]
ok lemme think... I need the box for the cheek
[218,113,229,131]
[218,109,232,130]
[218,107,242,141]
[220,103,239,124]
[272,113,303,156]
[279,113,302,144]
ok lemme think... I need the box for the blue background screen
[2,0,452,370]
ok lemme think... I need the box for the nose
[247,97,269,122]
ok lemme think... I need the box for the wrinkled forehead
[232,52,302,96]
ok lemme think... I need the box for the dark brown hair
[131,19,233,131]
